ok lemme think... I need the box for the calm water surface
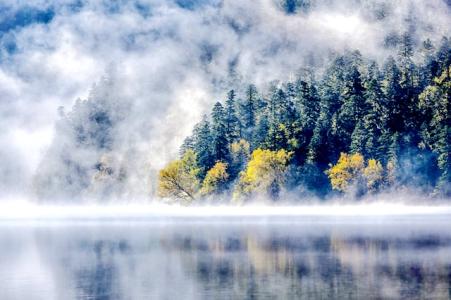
[1,215,451,299]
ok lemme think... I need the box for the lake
[0,211,451,299]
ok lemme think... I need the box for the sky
[0,0,450,200]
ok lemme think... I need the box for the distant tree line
[159,34,450,203]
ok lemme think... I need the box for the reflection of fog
[0,218,451,299]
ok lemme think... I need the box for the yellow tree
[158,150,200,202]
[326,152,365,192]
[234,148,292,199]
[363,159,384,191]
[201,162,229,196]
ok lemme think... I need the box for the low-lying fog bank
[0,201,451,221]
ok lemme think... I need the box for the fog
[1,213,451,299]
[0,202,451,222]
[0,0,450,201]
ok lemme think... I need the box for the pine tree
[211,102,230,163]
[180,136,194,156]
[264,86,283,150]
[307,56,346,165]
[419,39,438,89]
[361,61,387,159]
[436,37,451,72]
[350,120,366,155]
[333,65,366,154]
[418,66,450,196]
[295,72,320,133]
[240,84,258,142]
[291,73,319,163]
[225,90,241,143]
[397,32,419,135]
[382,56,403,133]
[283,81,298,126]
[192,115,214,175]
[253,113,269,149]
[263,84,298,151]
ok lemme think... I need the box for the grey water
[1,215,451,300]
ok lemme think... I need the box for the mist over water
[0,1,450,298]
[1,203,451,221]
[1,213,451,300]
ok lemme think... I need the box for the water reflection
[0,217,451,299]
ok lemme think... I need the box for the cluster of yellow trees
[233,149,292,200]
[158,150,201,203]
[158,141,293,203]
[326,153,385,193]
[158,143,392,203]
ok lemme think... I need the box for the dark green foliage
[333,65,366,153]
[295,71,320,133]
[253,113,269,149]
[382,57,403,132]
[180,35,451,198]
[211,102,230,164]
[225,90,241,143]
[193,115,214,175]
[360,61,387,159]
[350,120,366,155]
[240,84,258,142]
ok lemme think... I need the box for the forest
[158,34,451,203]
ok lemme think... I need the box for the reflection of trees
[166,232,451,299]
[73,240,127,300]
[26,227,451,299]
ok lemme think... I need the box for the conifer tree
[361,61,387,159]
[350,120,366,155]
[211,102,230,163]
[333,65,366,154]
[240,84,258,142]
[192,115,214,175]
[225,90,241,143]
[382,56,403,133]
[397,32,419,136]
[164,41,451,202]
[418,66,450,195]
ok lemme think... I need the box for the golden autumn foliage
[326,153,365,192]
[201,161,229,196]
[386,159,396,187]
[363,159,384,191]
[231,139,250,156]
[327,153,386,193]
[158,150,200,202]
[234,148,292,198]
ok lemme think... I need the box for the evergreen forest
[159,34,451,203]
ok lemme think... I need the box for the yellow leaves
[235,148,292,198]
[433,65,450,85]
[386,159,396,187]
[326,153,364,192]
[231,139,250,155]
[418,85,439,109]
[363,159,384,191]
[201,162,229,196]
[349,152,365,170]
[327,153,384,193]
[158,150,200,202]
